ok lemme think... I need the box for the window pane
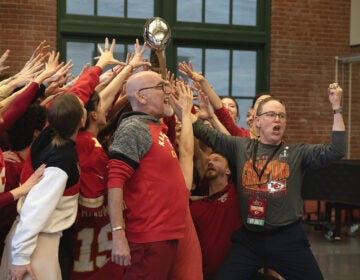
[236,98,253,129]
[205,0,229,24]
[128,0,154,19]
[233,0,257,26]
[66,42,95,76]
[232,50,256,97]
[114,44,125,61]
[177,0,202,22]
[98,0,124,17]
[205,49,229,95]
[177,47,202,80]
[66,0,94,15]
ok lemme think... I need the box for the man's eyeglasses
[138,83,170,94]
[258,111,287,120]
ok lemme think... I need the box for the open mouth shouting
[273,125,281,133]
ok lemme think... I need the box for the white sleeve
[11,166,68,265]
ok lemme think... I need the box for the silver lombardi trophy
[143,17,171,79]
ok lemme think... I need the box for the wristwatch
[333,107,343,114]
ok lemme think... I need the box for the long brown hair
[82,91,100,130]
[47,94,84,146]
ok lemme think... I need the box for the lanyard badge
[246,141,283,226]
[247,197,267,226]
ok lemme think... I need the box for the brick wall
[0,0,359,158]
[271,0,360,159]
[0,0,57,76]
[348,45,360,158]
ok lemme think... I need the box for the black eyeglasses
[138,83,170,94]
[258,111,287,120]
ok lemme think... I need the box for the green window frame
[57,0,270,126]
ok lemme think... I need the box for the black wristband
[333,107,343,114]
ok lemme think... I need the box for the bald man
[107,71,188,280]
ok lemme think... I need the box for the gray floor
[305,224,360,280]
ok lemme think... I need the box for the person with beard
[189,84,345,279]
[190,152,241,279]
[107,70,188,279]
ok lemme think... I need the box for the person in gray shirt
[190,83,345,280]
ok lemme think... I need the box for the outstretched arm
[67,38,123,105]
[179,61,249,137]
[0,49,10,74]
[0,51,45,101]
[99,39,150,114]
[197,90,230,135]
[170,81,195,190]
[179,61,223,109]
[0,51,58,133]
[328,83,345,131]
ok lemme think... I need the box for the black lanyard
[252,140,283,182]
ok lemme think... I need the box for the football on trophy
[143,17,171,50]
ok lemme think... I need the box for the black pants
[216,222,323,280]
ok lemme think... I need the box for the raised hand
[27,40,50,64]
[0,49,10,73]
[178,82,194,116]
[10,58,44,89]
[328,82,342,109]
[328,83,345,131]
[178,61,205,83]
[127,39,151,69]
[95,38,124,69]
[44,81,67,98]
[99,67,117,85]
[20,41,50,78]
[16,52,45,79]
[166,70,177,97]
[33,51,60,84]
[170,81,194,121]
[197,90,214,120]
[44,59,74,86]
